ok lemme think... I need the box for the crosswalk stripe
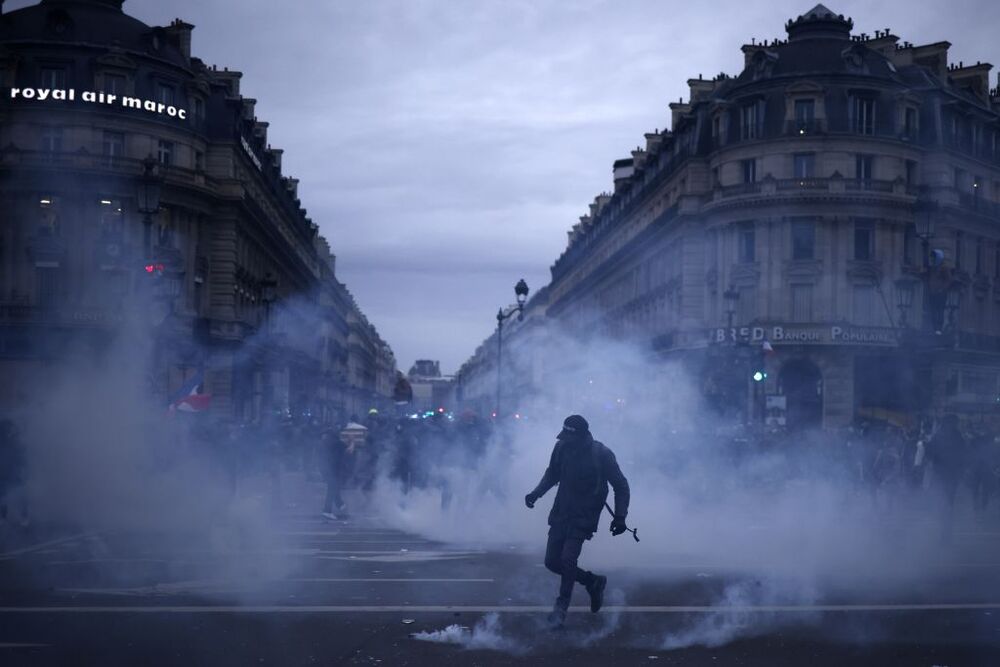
[0,603,998,614]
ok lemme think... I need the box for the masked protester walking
[525,414,630,628]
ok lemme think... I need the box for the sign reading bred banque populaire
[7,87,188,119]
[711,324,898,346]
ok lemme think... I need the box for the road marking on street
[0,533,97,560]
[284,578,495,583]
[1,603,999,614]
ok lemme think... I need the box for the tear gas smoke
[364,320,995,650]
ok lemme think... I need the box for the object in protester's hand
[524,493,537,509]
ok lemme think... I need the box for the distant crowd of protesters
[1,407,998,538]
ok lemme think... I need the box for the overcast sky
[9,0,999,372]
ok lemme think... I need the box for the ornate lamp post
[495,278,529,419]
[136,155,162,257]
[723,284,740,331]
[894,277,916,328]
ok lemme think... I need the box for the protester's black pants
[544,527,596,608]
[322,478,343,513]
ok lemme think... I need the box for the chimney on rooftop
[165,19,195,61]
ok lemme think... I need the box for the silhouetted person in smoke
[927,414,969,541]
[319,426,346,520]
[525,414,630,628]
[0,419,29,528]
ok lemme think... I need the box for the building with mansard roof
[457,5,1000,430]
[0,0,396,422]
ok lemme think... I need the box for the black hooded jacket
[529,432,630,536]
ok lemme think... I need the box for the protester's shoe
[586,575,607,613]
[320,512,338,521]
[547,602,568,629]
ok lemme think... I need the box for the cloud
[7,0,1000,371]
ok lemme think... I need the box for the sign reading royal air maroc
[7,87,188,119]
[711,324,898,346]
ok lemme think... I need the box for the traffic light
[751,348,767,383]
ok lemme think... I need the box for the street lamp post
[495,278,529,419]
[136,155,162,258]
[723,284,740,331]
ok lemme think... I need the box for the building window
[794,99,815,124]
[157,83,175,106]
[35,267,61,307]
[793,153,815,179]
[99,199,124,237]
[791,219,815,260]
[741,159,756,184]
[38,197,59,236]
[157,140,173,166]
[851,96,876,135]
[102,131,124,165]
[712,115,721,141]
[740,102,760,141]
[790,284,813,323]
[905,160,918,185]
[103,73,126,96]
[853,285,881,325]
[903,107,918,138]
[737,286,756,324]
[855,154,874,181]
[955,231,964,269]
[973,174,983,196]
[903,224,918,267]
[40,126,63,153]
[975,237,985,275]
[738,221,755,263]
[194,150,205,172]
[40,67,66,89]
[854,218,875,261]
[193,97,205,122]
[954,167,966,191]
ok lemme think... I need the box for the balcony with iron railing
[706,176,916,208]
[0,148,212,189]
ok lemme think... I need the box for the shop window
[854,218,875,261]
[99,199,123,237]
[791,219,815,260]
[35,266,61,307]
[38,197,59,236]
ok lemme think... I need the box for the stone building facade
[458,5,1000,430]
[0,0,395,423]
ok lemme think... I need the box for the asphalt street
[1,477,999,666]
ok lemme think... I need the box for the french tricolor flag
[168,371,212,413]
[762,340,776,356]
